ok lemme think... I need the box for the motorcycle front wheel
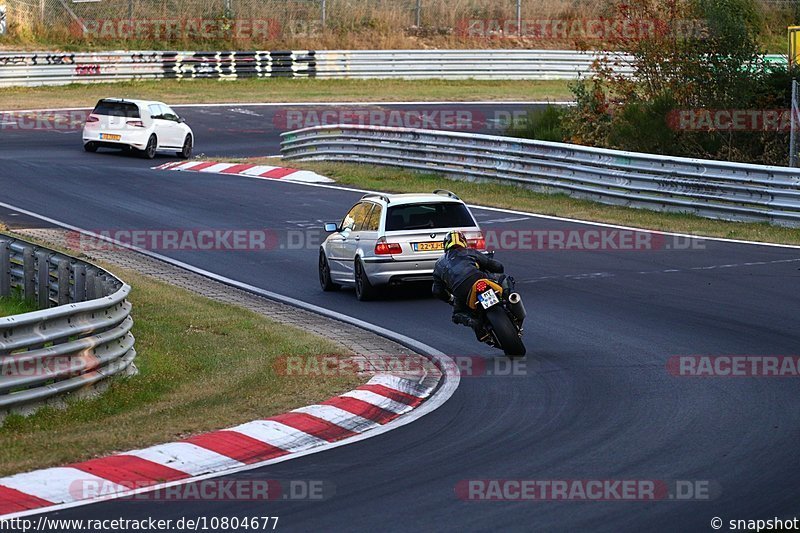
[485,306,526,357]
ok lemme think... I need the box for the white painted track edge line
[0,101,572,114]
[0,200,459,520]
[192,168,800,250]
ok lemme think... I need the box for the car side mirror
[178,117,185,123]
[324,222,338,232]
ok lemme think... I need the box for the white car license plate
[479,289,499,309]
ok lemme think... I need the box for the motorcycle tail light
[375,241,402,255]
[475,280,488,293]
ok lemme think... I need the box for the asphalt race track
[2,103,800,532]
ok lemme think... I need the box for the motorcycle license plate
[478,289,499,309]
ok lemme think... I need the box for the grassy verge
[0,267,360,476]
[0,295,37,318]
[225,157,800,246]
[0,78,572,111]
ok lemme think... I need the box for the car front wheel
[319,250,339,292]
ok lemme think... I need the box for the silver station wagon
[318,190,485,300]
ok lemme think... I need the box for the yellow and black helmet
[444,230,468,251]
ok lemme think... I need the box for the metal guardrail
[0,235,135,414]
[0,49,636,87]
[1,49,787,87]
[280,125,800,227]
[0,49,787,87]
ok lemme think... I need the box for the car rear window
[385,202,474,231]
[92,100,140,118]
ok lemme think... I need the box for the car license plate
[479,289,499,309]
[413,241,443,252]
[100,133,121,141]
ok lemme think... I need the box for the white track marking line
[220,174,800,251]
[520,258,800,283]
[0,200,458,521]
[0,468,126,504]
[291,405,377,433]
[196,163,233,173]
[366,374,434,397]
[127,443,244,476]
[228,420,328,451]
[1,101,570,115]
[340,390,412,414]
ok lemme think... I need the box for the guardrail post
[56,259,70,305]
[0,240,9,297]
[35,250,49,309]
[73,263,86,302]
[86,268,97,300]
[23,247,35,301]
[94,274,105,299]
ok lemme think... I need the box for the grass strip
[0,267,360,476]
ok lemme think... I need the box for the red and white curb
[154,161,334,184]
[0,373,439,517]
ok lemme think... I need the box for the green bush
[505,105,567,142]
[559,0,791,165]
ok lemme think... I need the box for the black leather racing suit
[432,246,505,329]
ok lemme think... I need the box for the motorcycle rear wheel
[485,306,526,357]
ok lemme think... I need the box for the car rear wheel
[141,134,157,159]
[177,134,192,159]
[319,250,340,292]
[84,142,98,153]
[354,258,378,301]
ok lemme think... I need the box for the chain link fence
[0,0,794,48]
[4,0,542,30]
[0,0,603,46]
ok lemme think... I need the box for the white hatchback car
[82,98,193,159]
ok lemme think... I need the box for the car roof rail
[433,189,460,200]
[361,193,391,204]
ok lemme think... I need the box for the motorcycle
[464,273,526,357]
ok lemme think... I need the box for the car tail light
[475,280,488,293]
[466,231,485,250]
[85,116,99,123]
[375,239,402,255]
[126,120,145,127]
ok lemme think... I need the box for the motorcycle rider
[432,230,507,336]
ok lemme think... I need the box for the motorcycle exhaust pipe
[508,292,526,322]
